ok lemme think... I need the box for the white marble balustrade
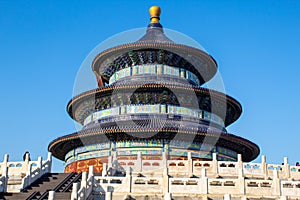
[73,152,300,200]
[0,152,52,193]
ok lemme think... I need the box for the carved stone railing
[110,151,300,181]
[281,180,300,196]
[71,166,94,200]
[0,152,52,193]
[21,152,52,191]
[83,152,300,200]
[94,175,130,193]
[131,176,163,194]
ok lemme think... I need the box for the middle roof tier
[67,83,242,127]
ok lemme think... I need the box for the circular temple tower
[48,6,259,173]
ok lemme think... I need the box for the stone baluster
[87,165,94,197]
[105,191,112,200]
[24,153,30,173]
[37,156,42,175]
[47,152,52,172]
[200,168,208,194]
[2,154,9,177]
[113,150,117,162]
[283,157,290,179]
[238,173,245,195]
[71,182,79,200]
[164,193,172,200]
[81,171,87,199]
[88,166,94,179]
[24,152,30,162]
[137,151,142,172]
[163,162,169,195]
[237,154,243,177]
[201,168,206,178]
[261,155,267,179]
[108,154,113,169]
[280,196,287,200]
[162,151,167,170]
[237,154,245,195]
[25,163,32,187]
[47,152,52,161]
[272,170,281,196]
[125,168,131,193]
[48,191,55,200]
[224,194,231,200]
[102,163,107,177]
[187,152,193,177]
[212,153,218,177]
[2,154,9,192]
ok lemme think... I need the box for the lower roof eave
[48,129,259,162]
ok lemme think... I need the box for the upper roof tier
[92,6,218,86]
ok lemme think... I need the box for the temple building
[48,5,259,174]
[2,6,300,200]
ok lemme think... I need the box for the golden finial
[149,6,161,23]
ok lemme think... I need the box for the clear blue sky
[0,0,300,172]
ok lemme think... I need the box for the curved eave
[48,129,259,162]
[92,43,218,84]
[66,84,242,126]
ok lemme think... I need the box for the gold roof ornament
[149,6,161,23]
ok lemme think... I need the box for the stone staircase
[0,172,82,200]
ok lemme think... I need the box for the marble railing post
[102,163,107,177]
[105,191,112,200]
[164,193,172,200]
[25,163,32,187]
[237,154,243,176]
[137,151,142,172]
[187,152,193,177]
[2,154,9,192]
[283,157,290,179]
[113,150,117,162]
[71,182,79,200]
[126,168,131,193]
[88,166,94,179]
[272,170,281,196]
[224,194,231,200]
[212,153,218,176]
[87,165,94,197]
[47,152,52,172]
[24,153,30,173]
[2,154,9,176]
[37,156,42,175]
[237,154,245,195]
[108,154,113,169]
[48,191,55,200]
[162,152,167,170]
[238,171,245,195]
[25,153,30,162]
[200,168,208,194]
[261,155,267,179]
[163,163,169,195]
[81,171,87,199]
[280,196,287,200]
